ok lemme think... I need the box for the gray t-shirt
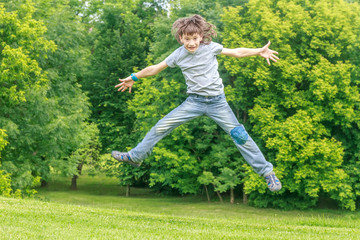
[165,42,224,96]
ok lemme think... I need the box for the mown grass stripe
[1,197,359,240]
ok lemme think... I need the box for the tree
[0,1,57,191]
[69,123,101,190]
[0,0,94,191]
[198,171,223,203]
[221,0,360,210]
[0,130,11,197]
[198,168,241,203]
[217,167,241,204]
[82,0,165,153]
[31,0,96,185]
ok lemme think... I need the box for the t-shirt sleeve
[210,42,223,55]
[165,49,178,68]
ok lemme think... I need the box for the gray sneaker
[264,171,282,192]
[111,151,140,167]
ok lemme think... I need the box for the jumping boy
[113,15,282,192]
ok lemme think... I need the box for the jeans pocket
[186,96,196,104]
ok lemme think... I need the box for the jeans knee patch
[230,126,248,145]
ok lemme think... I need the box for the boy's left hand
[259,41,279,65]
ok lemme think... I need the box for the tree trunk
[204,185,210,202]
[243,189,248,205]
[243,192,248,205]
[41,179,48,188]
[216,191,223,203]
[236,109,240,120]
[243,183,248,204]
[126,184,130,197]
[243,111,248,124]
[70,175,78,190]
[230,187,234,204]
[213,184,223,203]
[70,162,83,190]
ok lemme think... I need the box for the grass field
[1,175,360,239]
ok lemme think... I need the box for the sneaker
[111,151,140,167]
[264,171,282,192]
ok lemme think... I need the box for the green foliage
[0,1,56,190]
[0,0,94,192]
[216,167,241,193]
[0,129,8,157]
[82,0,162,153]
[0,170,12,197]
[198,168,241,199]
[0,2,54,105]
[198,171,216,186]
[32,0,95,179]
[221,0,360,210]
[68,123,102,177]
[0,130,11,197]
[97,153,147,188]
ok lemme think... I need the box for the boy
[113,15,281,192]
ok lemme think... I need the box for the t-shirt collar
[182,44,203,55]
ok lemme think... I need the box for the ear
[179,35,184,44]
[199,34,203,42]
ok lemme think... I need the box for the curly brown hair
[172,15,217,45]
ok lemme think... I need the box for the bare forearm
[133,61,168,79]
[116,61,167,93]
[240,48,262,57]
[221,42,279,65]
[231,48,261,58]
[135,65,158,78]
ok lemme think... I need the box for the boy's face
[180,33,203,53]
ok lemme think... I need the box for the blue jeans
[129,94,273,176]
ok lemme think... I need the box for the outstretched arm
[115,60,168,93]
[220,41,279,65]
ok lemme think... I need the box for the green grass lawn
[1,175,359,239]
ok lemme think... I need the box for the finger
[129,86,132,93]
[270,56,278,62]
[266,58,271,65]
[117,81,127,87]
[119,78,129,83]
[264,41,271,48]
[272,54,280,60]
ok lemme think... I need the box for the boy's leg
[127,97,204,163]
[206,97,272,176]
[206,95,281,191]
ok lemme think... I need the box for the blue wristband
[131,73,139,81]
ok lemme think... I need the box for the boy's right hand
[115,76,134,93]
